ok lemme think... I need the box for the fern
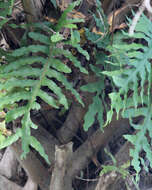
[103,14,152,181]
[81,76,105,131]
[0,0,88,163]
[85,0,109,49]
[0,0,14,28]
[81,60,107,132]
[81,0,109,131]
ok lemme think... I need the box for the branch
[129,0,152,35]
[11,141,50,190]
[31,121,60,163]
[57,74,98,144]
[68,114,131,177]
[57,92,93,144]
[50,142,74,190]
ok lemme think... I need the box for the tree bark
[50,142,74,190]
[21,0,44,22]
[68,114,130,178]
[57,92,93,144]
[11,141,50,190]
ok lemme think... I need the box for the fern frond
[83,94,103,131]
[42,77,68,109]
[49,58,71,73]
[52,48,88,74]
[6,103,40,123]
[65,30,90,60]
[0,128,22,149]
[0,0,87,162]
[81,75,105,130]
[1,57,46,72]
[103,13,152,180]
[105,13,152,120]
[0,91,31,108]
[55,0,83,31]
[0,67,41,78]
[11,45,49,57]
[29,136,50,163]
[28,32,50,45]
[46,69,84,106]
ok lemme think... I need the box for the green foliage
[83,4,152,182]
[1,0,152,184]
[55,0,83,31]
[81,78,105,131]
[99,149,139,189]
[0,0,14,28]
[103,14,152,181]
[81,0,110,131]
[100,149,129,179]
[85,0,109,48]
[0,0,88,163]
[50,0,57,9]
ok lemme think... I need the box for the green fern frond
[83,94,103,131]
[65,30,90,60]
[0,128,22,149]
[52,48,88,74]
[28,32,50,45]
[29,136,50,163]
[49,58,71,73]
[103,14,152,181]
[81,74,105,131]
[0,0,87,163]
[42,78,68,109]
[11,45,49,57]
[105,13,152,120]
[46,69,84,106]
[55,0,83,31]
[6,103,40,123]
[1,57,46,72]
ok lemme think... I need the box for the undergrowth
[0,0,152,183]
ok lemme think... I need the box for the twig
[75,176,99,182]
[129,0,152,35]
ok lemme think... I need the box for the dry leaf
[92,27,104,36]
[108,5,130,32]
[107,0,141,32]
[45,16,57,24]
[68,10,86,19]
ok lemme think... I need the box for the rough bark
[21,0,44,22]
[50,142,74,190]
[57,92,93,144]
[11,141,50,190]
[0,175,22,190]
[0,174,37,190]
[31,124,60,163]
[0,147,18,179]
[68,114,131,178]
[23,178,37,190]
